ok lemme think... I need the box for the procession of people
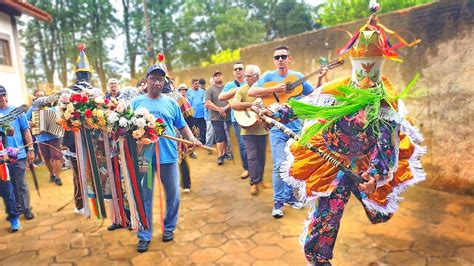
[0,4,426,264]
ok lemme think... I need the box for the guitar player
[248,45,316,219]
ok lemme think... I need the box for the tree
[318,0,433,27]
[122,0,144,80]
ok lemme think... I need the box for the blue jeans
[7,159,31,213]
[270,132,293,203]
[0,180,20,221]
[205,120,215,147]
[232,122,248,170]
[138,162,180,241]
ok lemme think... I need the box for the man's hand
[357,172,376,194]
[189,137,202,148]
[272,83,287,93]
[27,150,35,164]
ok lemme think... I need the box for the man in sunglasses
[248,45,314,219]
[218,62,249,179]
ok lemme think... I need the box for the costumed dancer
[131,62,201,253]
[279,3,424,264]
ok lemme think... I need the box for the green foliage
[201,49,240,67]
[319,0,433,27]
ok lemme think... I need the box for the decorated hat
[146,53,169,77]
[338,0,421,62]
[74,43,92,73]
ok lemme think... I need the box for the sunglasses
[274,55,288,60]
[234,67,243,71]
[244,74,258,78]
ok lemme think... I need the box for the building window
[0,39,12,66]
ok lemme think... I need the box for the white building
[0,0,51,106]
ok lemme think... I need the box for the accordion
[31,109,64,137]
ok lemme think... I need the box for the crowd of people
[0,6,426,264]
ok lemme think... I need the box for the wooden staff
[161,135,216,152]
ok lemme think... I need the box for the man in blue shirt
[0,85,35,220]
[26,89,63,186]
[218,62,249,179]
[249,45,314,219]
[131,64,201,253]
[186,79,206,145]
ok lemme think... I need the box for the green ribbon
[147,159,153,189]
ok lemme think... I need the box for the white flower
[135,118,146,128]
[107,111,119,124]
[116,101,126,113]
[134,108,149,116]
[119,117,129,127]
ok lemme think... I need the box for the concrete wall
[170,0,474,194]
[0,12,28,106]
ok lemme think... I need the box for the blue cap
[146,64,166,77]
[0,85,7,96]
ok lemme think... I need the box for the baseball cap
[146,64,166,77]
[213,70,222,77]
[0,85,7,96]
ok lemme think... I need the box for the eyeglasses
[274,55,288,60]
[244,74,258,78]
[148,76,165,83]
[234,67,243,71]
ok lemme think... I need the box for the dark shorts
[211,120,231,143]
[39,138,63,161]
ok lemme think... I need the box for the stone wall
[171,0,474,194]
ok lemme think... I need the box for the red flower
[104,98,110,105]
[81,95,89,103]
[157,53,165,62]
[84,109,92,118]
[147,128,155,134]
[73,111,80,119]
[71,94,80,102]
[156,117,164,124]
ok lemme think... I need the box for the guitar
[260,59,344,106]
[234,100,263,128]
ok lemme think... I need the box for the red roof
[0,0,52,22]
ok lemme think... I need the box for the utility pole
[143,0,154,65]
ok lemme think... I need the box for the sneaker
[54,177,63,186]
[285,195,304,209]
[137,240,150,253]
[225,153,233,161]
[49,175,55,183]
[183,188,191,193]
[217,155,225,166]
[24,211,35,220]
[240,170,249,179]
[272,202,284,218]
[74,208,85,215]
[162,230,174,242]
[9,217,21,232]
[250,184,258,195]
[189,152,197,159]
[108,223,124,231]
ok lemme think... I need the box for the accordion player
[31,109,64,137]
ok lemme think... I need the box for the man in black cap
[131,64,201,253]
[0,85,35,220]
[205,71,232,165]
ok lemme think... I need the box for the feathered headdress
[338,0,421,62]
